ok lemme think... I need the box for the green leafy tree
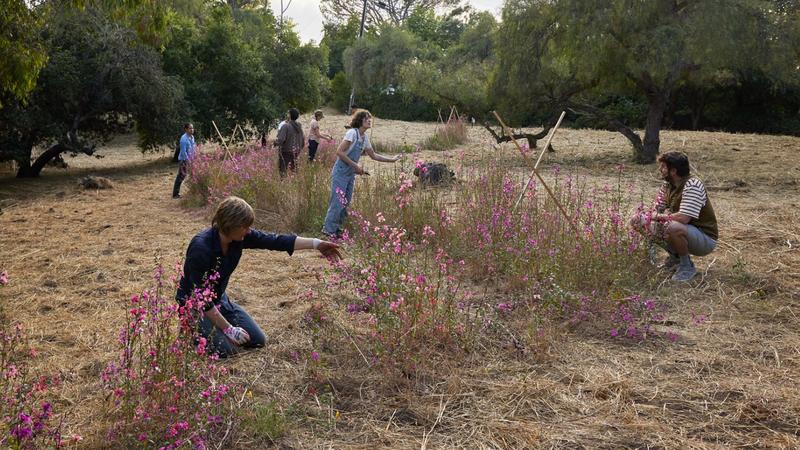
[0,0,48,107]
[321,0,460,27]
[0,6,185,177]
[270,28,329,113]
[321,15,360,78]
[497,0,796,163]
[330,71,352,110]
[343,25,441,118]
[400,11,558,146]
[405,7,466,50]
[344,26,421,92]
[162,6,278,137]
[163,5,326,135]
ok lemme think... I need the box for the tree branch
[566,100,644,153]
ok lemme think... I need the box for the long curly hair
[349,110,371,129]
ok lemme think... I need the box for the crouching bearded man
[630,151,719,282]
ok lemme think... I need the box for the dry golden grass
[1,110,799,448]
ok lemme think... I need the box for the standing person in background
[308,109,333,162]
[274,108,304,176]
[322,110,402,238]
[172,122,195,199]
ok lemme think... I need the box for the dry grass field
[1,109,799,448]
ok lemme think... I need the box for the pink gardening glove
[223,326,250,345]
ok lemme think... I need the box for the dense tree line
[0,0,326,177]
[327,0,800,162]
[1,0,798,174]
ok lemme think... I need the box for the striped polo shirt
[656,177,718,240]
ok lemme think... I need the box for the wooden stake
[492,111,580,236]
[447,105,457,123]
[211,120,239,175]
[212,120,230,150]
[232,123,247,144]
[211,120,236,160]
[514,111,566,210]
[534,111,566,170]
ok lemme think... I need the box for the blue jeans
[322,170,355,235]
[198,294,266,358]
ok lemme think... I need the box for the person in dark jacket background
[274,108,304,176]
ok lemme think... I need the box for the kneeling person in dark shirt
[177,196,341,357]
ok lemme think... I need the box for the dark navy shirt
[176,227,296,310]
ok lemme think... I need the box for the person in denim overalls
[322,110,402,237]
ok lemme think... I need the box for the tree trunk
[16,143,68,178]
[566,101,645,158]
[480,121,552,151]
[640,93,667,164]
[690,93,706,130]
[15,157,33,178]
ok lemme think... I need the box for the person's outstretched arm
[365,146,401,163]
[243,230,341,260]
[294,237,342,260]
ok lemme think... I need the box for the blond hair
[212,197,255,235]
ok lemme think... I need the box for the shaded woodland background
[2,0,799,176]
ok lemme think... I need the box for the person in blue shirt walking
[172,123,196,199]
[177,196,341,358]
[322,110,402,237]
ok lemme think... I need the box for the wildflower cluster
[328,210,487,373]
[186,139,338,232]
[1,271,77,448]
[334,152,669,352]
[102,263,238,449]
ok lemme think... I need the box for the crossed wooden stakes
[210,120,240,182]
[492,110,580,237]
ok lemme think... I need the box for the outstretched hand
[317,240,342,260]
